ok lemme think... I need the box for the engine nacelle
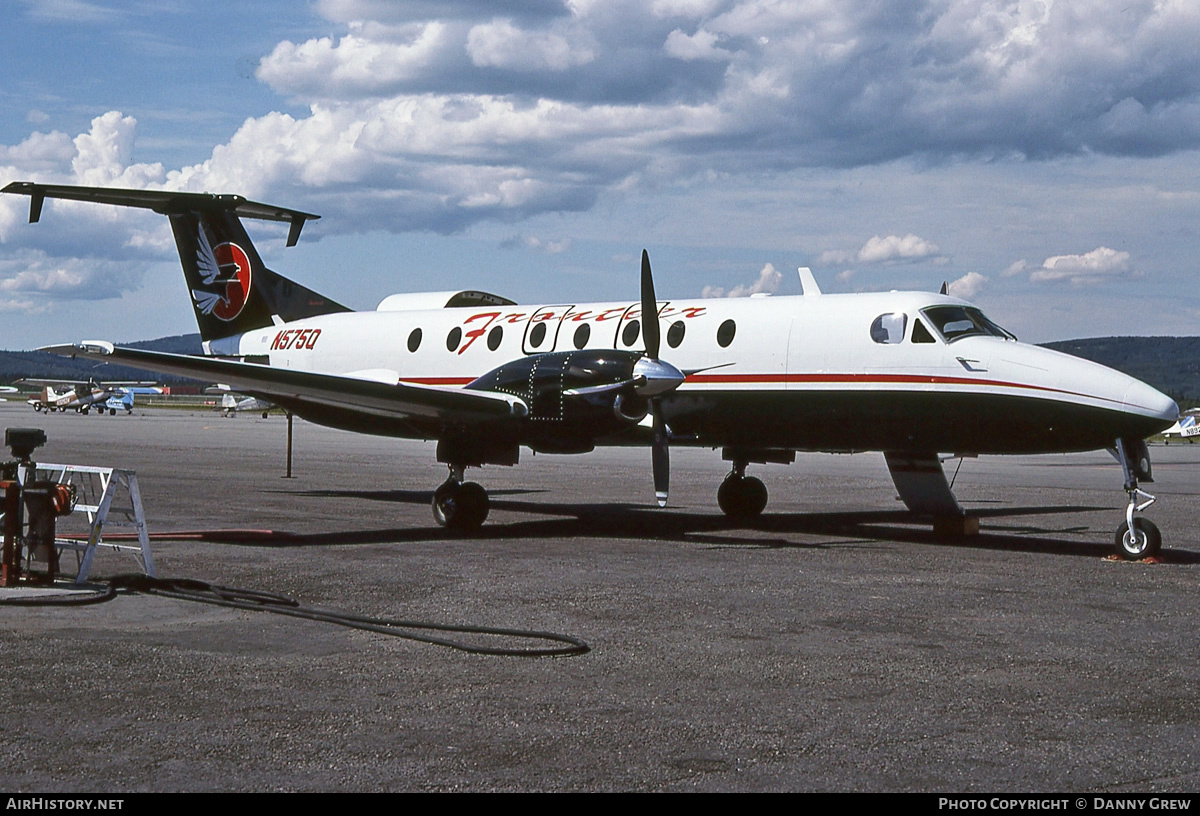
[468,350,648,445]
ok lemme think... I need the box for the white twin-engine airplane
[2,182,1179,559]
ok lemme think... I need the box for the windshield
[921,305,1016,342]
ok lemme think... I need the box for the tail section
[167,206,348,341]
[2,182,350,343]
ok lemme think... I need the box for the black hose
[0,583,116,606]
[97,574,590,657]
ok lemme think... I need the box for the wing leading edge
[38,343,528,428]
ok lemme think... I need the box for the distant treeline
[1042,337,1200,406]
[0,334,203,385]
[1,333,1197,405]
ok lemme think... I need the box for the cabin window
[573,323,590,349]
[529,321,548,348]
[667,320,685,349]
[622,319,641,347]
[407,328,422,353]
[446,327,462,352]
[487,325,503,351]
[870,313,906,344]
[717,319,736,348]
[911,319,936,344]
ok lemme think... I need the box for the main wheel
[1115,517,1161,560]
[432,480,489,531]
[717,474,768,519]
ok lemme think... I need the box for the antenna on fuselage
[797,267,821,297]
[939,281,949,295]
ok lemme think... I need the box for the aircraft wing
[17,378,159,388]
[38,343,527,424]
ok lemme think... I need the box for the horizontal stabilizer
[2,182,319,246]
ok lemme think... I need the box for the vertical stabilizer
[1,182,351,343]
[168,207,348,341]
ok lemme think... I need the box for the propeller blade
[641,249,660,360]
[652,403,669,507]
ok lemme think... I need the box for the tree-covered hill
[1041,337,1200,406]
[0,334,203,385]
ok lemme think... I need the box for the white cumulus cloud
[258,23,450,98]
[467,19,595,72]
[819,234,941,266]
[1030,246,1132,285]
[947,271,988,300]
[702,262,782,298]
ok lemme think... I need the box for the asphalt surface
[1,401,1198,792]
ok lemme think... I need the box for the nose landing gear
[1112,438,1161,560]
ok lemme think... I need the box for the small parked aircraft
[1162,409,1199,444]
[22,379,162,415]
[206,384,274,418]
[1,182,1178,559]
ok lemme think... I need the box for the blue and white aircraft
[22,379,162,415]
[1163,409,1199,443]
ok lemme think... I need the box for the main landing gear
[717,458,768,519]
[432,465,489,532]
[1112,438,1162,560]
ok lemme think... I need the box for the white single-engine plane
[206,384,274,418]
[1,182,1178,559]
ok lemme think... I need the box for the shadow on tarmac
[186,487,1200,564]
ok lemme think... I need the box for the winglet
[29,189,44,224]
[38,341,114,358]
[797,266,821,297]
[286,216,307,247]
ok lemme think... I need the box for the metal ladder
[34,463,156,584]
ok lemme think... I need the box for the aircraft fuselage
[207,288,1176,456]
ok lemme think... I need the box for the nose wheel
[432,466,489,531]
[1116,514,1161,560]
[1114,485,1160,560]
[1111,438,1162,561]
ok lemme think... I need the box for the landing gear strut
[1112,438,1161,560]
[717,459,768,520]
[432,465,489,532]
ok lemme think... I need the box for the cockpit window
[972,310,1017,341]
[870,313,907,344]
[921,305,1015,342]
[911,319,936,344]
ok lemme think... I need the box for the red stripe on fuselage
[402,377,476,386]
[396,371,1120,408]
[683,372,1119,406]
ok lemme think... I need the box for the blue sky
[2,0,1199,347]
